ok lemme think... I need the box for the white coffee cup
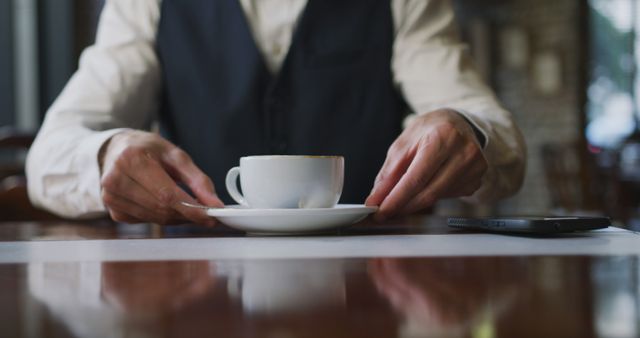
[225,155,344,209]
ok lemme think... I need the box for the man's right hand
[99,130,224,225]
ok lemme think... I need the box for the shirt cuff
[450,109,488,149]
[73,128,131,217]
[402,108,490,149]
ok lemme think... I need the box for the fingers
[368,110,492,221]
[173,197,218,227]
[100,131,221,226]
[375,135,448,220]
[102,173,165,212]
[109,211,142,224]
[109,146,216,226]
[399,142,486,214]
[161,147,224,208]
[102,190,183,225]
[440,166,485,199]
[117,147,182,204]
[365,145,415,207]
[102,174,197,225]
[400,158,484,215]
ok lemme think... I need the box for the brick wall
[448,0,585,215]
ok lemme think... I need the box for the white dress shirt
[26,0,526,218]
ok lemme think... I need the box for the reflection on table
[11,255,638,338]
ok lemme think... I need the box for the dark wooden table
[0,217,638,338]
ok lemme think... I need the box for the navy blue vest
[156,0,406,204]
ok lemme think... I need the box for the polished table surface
[1,216,639,338]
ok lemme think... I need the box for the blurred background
[1,0,640,227]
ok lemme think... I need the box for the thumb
[190,176,225,208]
[161,148,225,208]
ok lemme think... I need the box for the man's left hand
[365,109,488,221]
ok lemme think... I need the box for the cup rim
[241,155,343,161]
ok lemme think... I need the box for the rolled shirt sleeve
[392,0,527,202]
[26,0,162,218]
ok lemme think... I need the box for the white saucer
[206,204,378,234]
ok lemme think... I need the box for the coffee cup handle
[225,167,248,207]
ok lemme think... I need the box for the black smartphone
[447,216,610,234]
